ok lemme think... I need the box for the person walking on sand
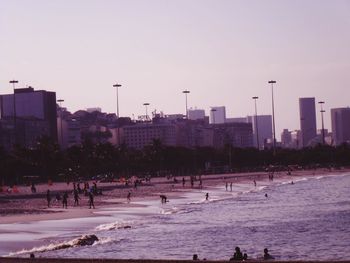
[74,189,80,206]
[46,189,51,208]
[127,191,131,202]
[62,192,68,209]
[205,192,209,201]
[88,192,95,209]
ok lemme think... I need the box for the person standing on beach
[74,189,80,206]
[182,177,185,187]
[88,192,95,209]
[46,189,51,207]
[254,180,257,187]
[62,192,68,209]
[127,191,131,202]
[230,182,233,191]
[225,182,228,191]
[205,193,209,201]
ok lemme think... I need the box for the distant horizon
[2,0,350,135]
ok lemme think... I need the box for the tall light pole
[268,80,277,154]
[57,99,64,147]
[211,108,217,124]
[9,80,18,144]
[113,83,122,146]
[252,96,260,150]
[143,103,150,121]
[182,90,190,119]
[318,101,326,145]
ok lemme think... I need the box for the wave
[95,221,134,231]
[8,234,112,256]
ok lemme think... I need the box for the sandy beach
[1,167,348,225]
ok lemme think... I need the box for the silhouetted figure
[160,195,167,203]
[127,191,131,202]
[30,253,35,258]
[62,192,68,209]
[265,193,268,198]
[291,181,294,185]
[199,179,203,189]
[193,254,199,260]
[230,246,243,261]
[31,183,36,193]
[74,189,80,206]
[205,192,209,201]
[243,253,248,260]
[230,182,233,191]
[263,248,274,260]
[190,177,194,188]
[46,190,51,207]
[225,182,228,191]
[88,192,95,209]
[77,183,82,194]
[254,180,257,187]
[182,177,185,187]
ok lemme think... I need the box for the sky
[1,0,350,136]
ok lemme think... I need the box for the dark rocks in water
[73,234,99,246]
[53,235,99,251]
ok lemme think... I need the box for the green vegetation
[1,137,349,186]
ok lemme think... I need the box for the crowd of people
[45,181,100,209]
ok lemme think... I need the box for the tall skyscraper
[331,107,350,145]
[247,115,273,149]
[0,87,57,146]
[210,106,226,124]
[299,97,317,147]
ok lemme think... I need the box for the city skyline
[2,0,350,135]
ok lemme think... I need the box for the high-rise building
[331,107,350,145]
[247,115,273,149]
[210,106,226,124]
[0,87,57,146]
[281,129,292,148]
[299,97,317,147]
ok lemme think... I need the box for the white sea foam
[95,220,134,231]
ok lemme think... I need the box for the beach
[1,168,350,260]
[0,168,347,224]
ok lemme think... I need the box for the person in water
[263,248,274,260]
[230,246,243,261]
[192,254,199,260]
[265,193,268,198]
[205,193,209,201]
[160,195,167,203]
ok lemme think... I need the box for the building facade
[331,107,350,145]
[299,97,317,147]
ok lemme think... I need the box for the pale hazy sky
[1,0,350,136]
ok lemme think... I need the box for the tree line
[1,136,349,186]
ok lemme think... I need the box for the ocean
[1,173,350,261]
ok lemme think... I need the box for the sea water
[2,173,350,261]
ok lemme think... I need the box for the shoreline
[1,168,349,225]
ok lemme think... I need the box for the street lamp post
[113,83,122,146]
[143,103,150,121]
[318,101,326,145]
[268,80,277,154]
[9,80,18,144]
[252,96,260,150]
[57,99,64,147]
[182,90,190,119]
